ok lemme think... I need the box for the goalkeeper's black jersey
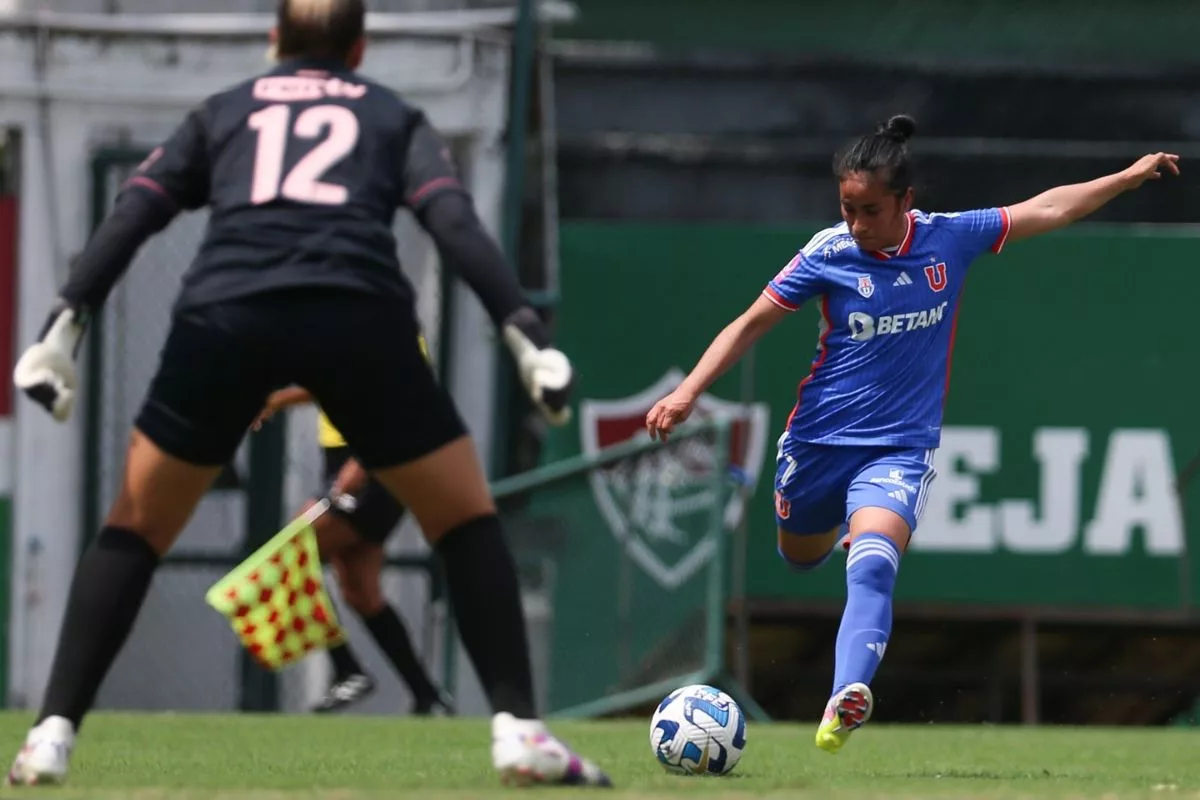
[126,57,465,312]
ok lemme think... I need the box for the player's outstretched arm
[416,191,527,333]
[403,115,574,425]
[14,108,208,423]
[419,193,574,425]
[11,186,181,423]
[646,295,788,441]
[1006,152,1179,243]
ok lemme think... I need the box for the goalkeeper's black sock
[436,514,536,719]
[38,526,159,729]
[327,642,365,681]
[363,605,440,707]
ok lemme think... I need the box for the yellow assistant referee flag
[205,500,346,670]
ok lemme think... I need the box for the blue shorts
[773,436,938,537]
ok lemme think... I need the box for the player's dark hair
[833,114,917,196]
[275,0,366,62]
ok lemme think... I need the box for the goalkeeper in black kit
[8,0,609,788]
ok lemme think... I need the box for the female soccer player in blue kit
[645,114,1178,753]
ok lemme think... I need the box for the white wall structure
[0,5,573,716]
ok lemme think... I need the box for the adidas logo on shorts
[893,272,913,287]
[887,489,909,505]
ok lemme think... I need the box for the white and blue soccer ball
[649,684,746,776]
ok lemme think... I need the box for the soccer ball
[649,684,746,776]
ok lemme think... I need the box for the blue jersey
[764,207,1011,449]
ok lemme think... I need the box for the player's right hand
[13,302,86,423]
[646,391,696,442]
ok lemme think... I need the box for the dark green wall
[564,0,1198,64]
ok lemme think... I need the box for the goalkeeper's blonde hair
[269,0,366,64]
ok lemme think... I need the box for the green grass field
[0,712,1196,799]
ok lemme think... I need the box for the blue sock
[832,533,901,696]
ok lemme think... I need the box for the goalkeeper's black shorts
[135,287,465,469]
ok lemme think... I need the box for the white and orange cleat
[814,682,874,754]
[491,712,611,787]
[7,716,74,787]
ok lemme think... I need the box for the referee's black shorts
[321,445,406,544]
[135,288,466,470]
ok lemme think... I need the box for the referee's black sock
[327,642,365,681]
[436,514,536,719]
[363,605,440,706]
[38,526,159,729]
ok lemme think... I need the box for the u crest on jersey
[924,262,947,292]
[856,275,875,298]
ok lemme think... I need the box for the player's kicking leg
[815,506,904,754]
[8,432,226,785]
[776,521,879,754]
[814,449,931,754]
[777,521,879,753]
[773,441,893,755]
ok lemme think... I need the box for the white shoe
[491,712,611,787]
[310,673,376,714]
[7,716,74,786]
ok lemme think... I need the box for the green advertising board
[552,221,1200,611]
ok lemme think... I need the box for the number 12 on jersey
[248,103,360,206]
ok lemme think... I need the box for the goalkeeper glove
[502,307,574,427]
[14,301,88,422]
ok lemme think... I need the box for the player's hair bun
[880,114,917,144]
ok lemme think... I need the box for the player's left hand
[1122,152,1180,189]
[646,390,696,442]
[503,308,575,427]
[514,346,575,426]
[13,301,87,423]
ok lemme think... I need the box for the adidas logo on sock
[866,642,888,658]
[888,489,909,505]
[893,272,913,286]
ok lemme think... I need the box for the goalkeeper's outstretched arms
[14,108,207,422]
[401,115,573,426]
[13,184,179,422]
